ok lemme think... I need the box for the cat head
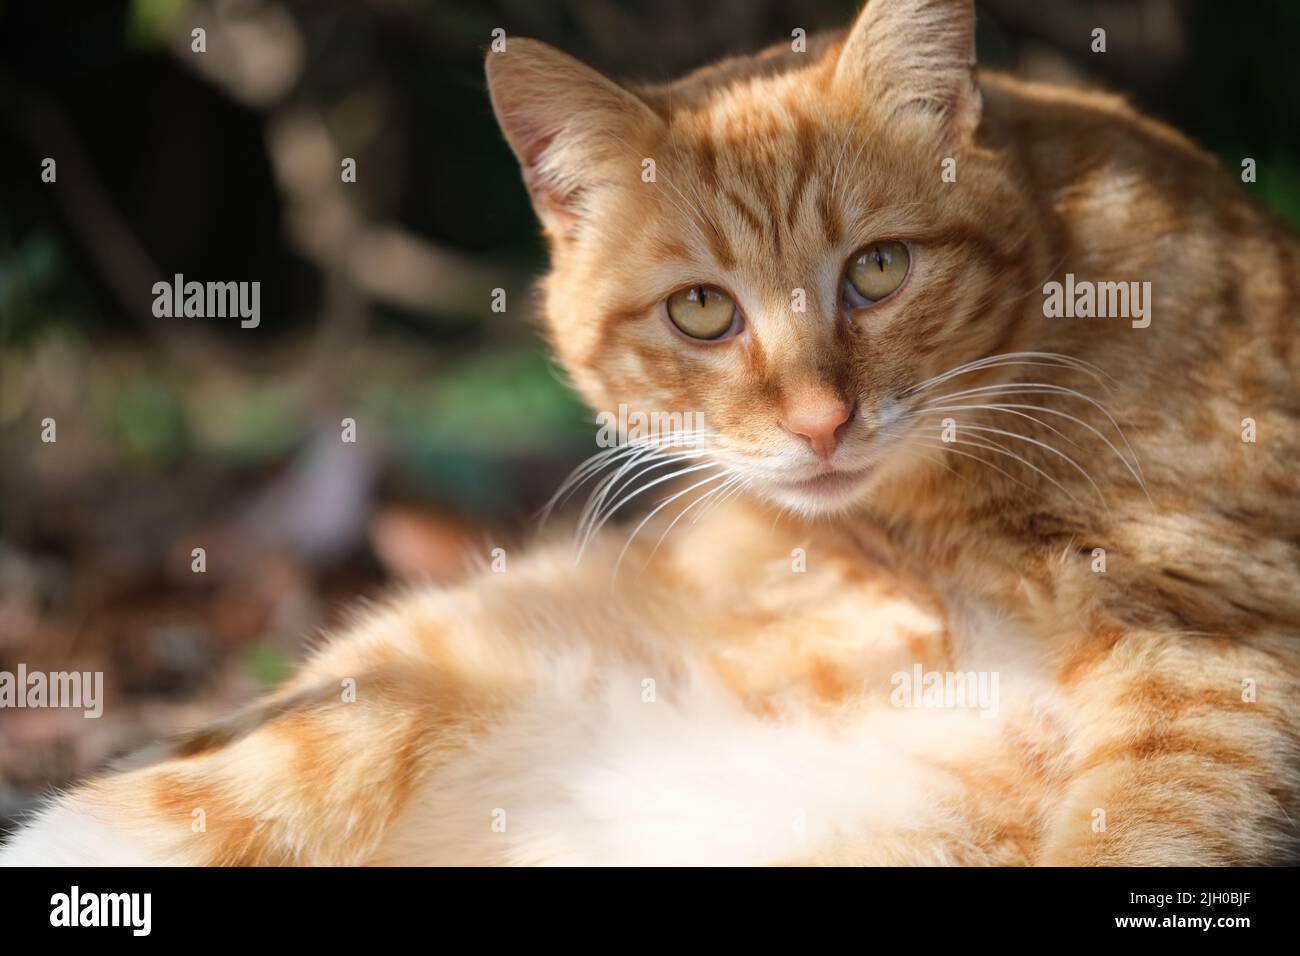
[488,0,1046,514]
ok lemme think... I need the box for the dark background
[1,0,1298,836]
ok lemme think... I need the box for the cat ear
[486,38,659,236]
[833,0,981,142]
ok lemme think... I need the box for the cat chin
[759,442,927,515]
[760,466,880,515]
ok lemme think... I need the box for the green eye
[845,241,910,303]
[666,285,737,339]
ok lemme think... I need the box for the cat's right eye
[665,285,738,340]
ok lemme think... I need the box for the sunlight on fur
[4,0,1298,866]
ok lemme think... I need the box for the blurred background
[2,0,1298,836]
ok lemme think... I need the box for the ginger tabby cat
[4,0,1298,865]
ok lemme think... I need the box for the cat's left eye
[843,240,910,308]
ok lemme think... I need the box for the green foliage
[364,344,593,510]
[244,643,293,689]
[102,374,190,469]
[187,381,303,464]
[1255,153,1300,231]
[126,0,190,48]
[0,230,63,345]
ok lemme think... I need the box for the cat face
[490,0,1044,513]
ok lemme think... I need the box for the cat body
[4,0,1298,865]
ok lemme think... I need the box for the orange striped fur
[4,0,1297,866]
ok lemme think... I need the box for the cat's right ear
[486,39,659,238]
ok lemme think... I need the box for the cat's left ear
[833,0,981,143]
[487,38,660,238]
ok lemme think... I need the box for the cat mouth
[774,464,875,502]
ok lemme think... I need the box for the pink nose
[782,398,854,461]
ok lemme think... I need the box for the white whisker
[945,421,1107,507]
[613,470,728,578]
[914,427,1085,507]
[918,401,1146,495]
[694,474,750,525]
[918,381,1146,490]
[918,403,1083,450]
[645,471,740,564]
[903,351,1114,398]
[578,458,718,561]
[911,437,1034,493]
[543,427,714,525]
[573,432,714,542]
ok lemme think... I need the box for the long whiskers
[919,402,1083,450]
[901,350,1154,507]
[576,435,710,536]
[924,418,1106,506]
[613,468,730,578]
[916,380,1147,495]
[912,428,1085,507]
[694,474,751,526]
[902,351,1116,398]
[910,436,1036,494]
[643,471,745,566]
[577,455,717,561]
[541,428,710,525]
[918,400,1146,495]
